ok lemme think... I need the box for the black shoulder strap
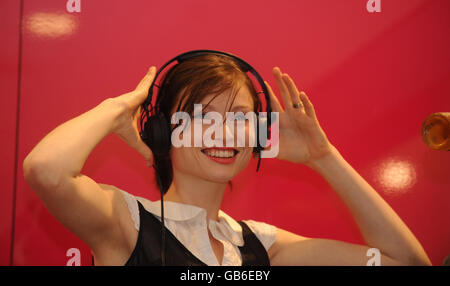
[127,201,206,266]
[237,221,270,266]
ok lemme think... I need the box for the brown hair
[151,54,262,194]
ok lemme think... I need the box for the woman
[23,54,431,266]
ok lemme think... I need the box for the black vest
[124,201,270,266]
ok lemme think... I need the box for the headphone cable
[160,191,166,266]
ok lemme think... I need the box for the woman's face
[170,85,255,184]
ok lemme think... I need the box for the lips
[201,147,239,164]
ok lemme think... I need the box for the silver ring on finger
[293,102,302,109]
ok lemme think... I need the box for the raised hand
[112,66,157,167]
[265,67,335,167]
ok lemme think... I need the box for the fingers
[281,73,304,113]
[299,90,316,119]
[136,66,157,91]
[264,81,283,113]
[272,67,317,120]
[133,105,154,166]
[272,67,292,110]
[122,66,157,109]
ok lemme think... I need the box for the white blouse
[119,189,277,266]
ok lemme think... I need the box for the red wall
[1,0,449,266]
[0,0,21,266]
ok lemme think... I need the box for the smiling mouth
[200,148,239,158]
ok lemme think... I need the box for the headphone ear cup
[254,114,269,153]
[143,112,171,155]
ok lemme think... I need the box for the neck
[163,170,227,222]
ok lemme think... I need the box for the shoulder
[241,219,277,252]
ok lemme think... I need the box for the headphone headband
[139,49,272,169]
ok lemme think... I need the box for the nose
[223,121,235,147]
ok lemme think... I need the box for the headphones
[138,49,273,265]
[139,49,273,169]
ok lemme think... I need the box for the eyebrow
[203,104,252,113]
[232,105,253,111]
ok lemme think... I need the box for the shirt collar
[212,210,244,246]
[136,197,244,246]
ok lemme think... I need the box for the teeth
[204,149,235,158]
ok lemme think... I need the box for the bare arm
[269,146,432,266]
[265,67,431,266]
[309,147,430,265]
[269,228,406,266]
[23,99,125,250]
[23,67,156,255]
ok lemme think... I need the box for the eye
[234,114,247,121]
[193,112,208,119]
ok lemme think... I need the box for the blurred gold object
[421,112,450,150]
